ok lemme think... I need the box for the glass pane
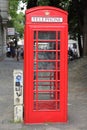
[57,91,60,100]
[34,62,37,70]
[34,72,36,80]
[34,42,60,50]
[57,61,60,70]
[34,52,36,60]
[38,62,56,70]
[34,101,37,110]
[38,52,56,60]
[37,42,56,50]
[34,101,60,110]
[57,72,60,80]
[34,31,36,39]
[34,41,36,50]
[58,41,60,50]
[38,31,56,40]
[34,81,56,90]
[34,92,37,100]
[58,31,60,40]
[34,82,36,90]
[58,52,60,59]
[57,101,60,109]
[38,92,54,100]
[38,72,55,80]
[57,82,60,90]
[38,101,57,110]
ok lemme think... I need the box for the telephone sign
[31,17,63,22]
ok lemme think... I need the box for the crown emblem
[45,11,50,16]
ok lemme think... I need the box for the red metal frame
[24,6,68,124]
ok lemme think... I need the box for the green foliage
[8,0,25,38]
[8,0,19,18]
[68,0,84,38]
[8,0,85,39]
[38,0,50,6]
[14,13,25,38]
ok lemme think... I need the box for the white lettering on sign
[31,17,63,23]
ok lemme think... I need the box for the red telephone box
[24,6,68,124]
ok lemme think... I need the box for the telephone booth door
[24,6,68,124]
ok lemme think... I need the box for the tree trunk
[78,34,83,57]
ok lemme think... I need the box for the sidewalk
[0,57,87,130]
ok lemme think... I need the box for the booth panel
[24,26,68,123]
